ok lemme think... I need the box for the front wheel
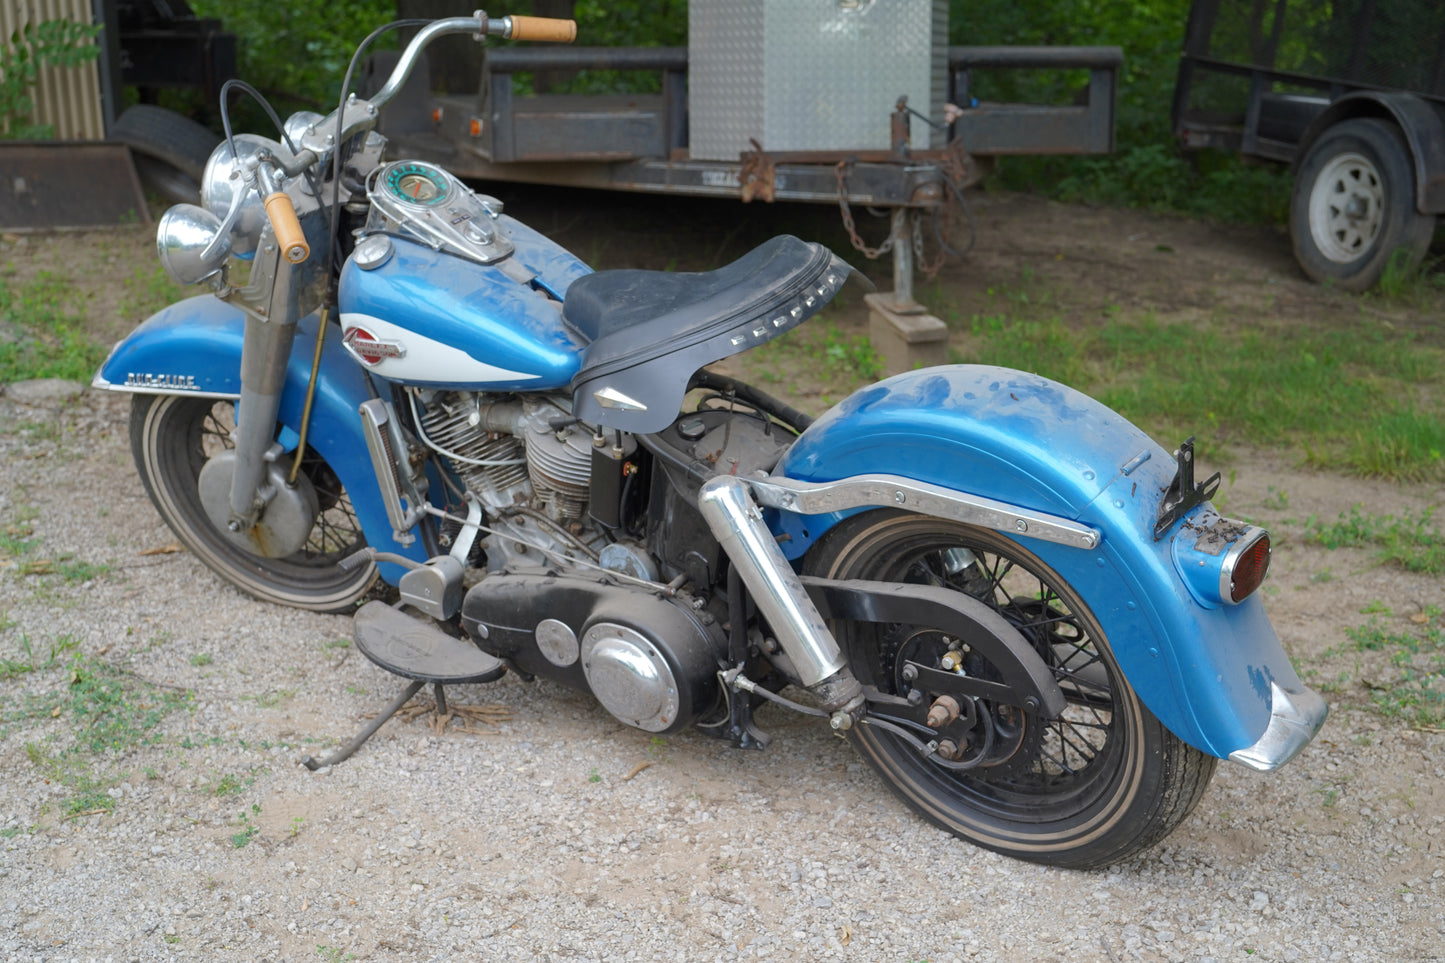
[130,394,376,612]
[805,510,1216,869]
[1289,118,1434,292]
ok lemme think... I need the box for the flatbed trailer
[369,8,1120,320]
[1173,0,1445,291]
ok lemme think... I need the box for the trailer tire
[113,105,221,206]
[1290,118,1434,292]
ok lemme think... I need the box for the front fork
[224,248,303,541]
[697,475,866,724]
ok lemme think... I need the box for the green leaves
[1,19,101,139]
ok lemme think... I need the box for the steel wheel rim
[831,521,1138,827]
[1308,150,1384,264]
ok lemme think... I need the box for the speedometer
[381,162,451,206]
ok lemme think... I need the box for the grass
[1306,506,1445,574]
[942,301,1445,482]
[1339,615,1445,728]
[9,654,190,815]
[0,270,109,383]
[0,632,79,680]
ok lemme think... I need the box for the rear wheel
[130,393,376,612]
[806,510,1216,869]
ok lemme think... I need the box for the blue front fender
[773,365,1310,761]
[95,295,429,577]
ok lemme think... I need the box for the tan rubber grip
[508,16,577,43]
[263,191,310,264]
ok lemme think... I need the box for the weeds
[231,804,261,848]
[0,632,79,680]
[0,271,109,382]
[1324,612,1445,729]
[66,658,191,755]
[1307,507,1445,574]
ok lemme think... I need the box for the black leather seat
[564,235,845,434]
[562,235,824,345]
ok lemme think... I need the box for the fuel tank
[337,218,591,390]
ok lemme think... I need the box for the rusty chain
[834,161,894,259]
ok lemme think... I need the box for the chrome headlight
[156,203,230,285]
[201,133,285,257]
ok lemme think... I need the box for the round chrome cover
[535,618,579,667]
[352,235,394,271]
[156,203,229,285]
[196,450,319,558]
[580,623,679,733]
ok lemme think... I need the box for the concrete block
[866,292,950,376]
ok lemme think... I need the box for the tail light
[1171,516,1270,607]
[1223,529,1271,603]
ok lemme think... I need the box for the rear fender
[94,295,429,577]
[772,365,1311,761]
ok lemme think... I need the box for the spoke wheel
[130,394,376,612]
[1290,118,1434,292]
[805,510,1216,869]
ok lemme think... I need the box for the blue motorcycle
[93,13,1325,869]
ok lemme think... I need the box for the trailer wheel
[112,105,222,206]
[1290,118,1434,292]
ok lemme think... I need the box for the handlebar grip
[263,191,310,264]
[506,15,577,43]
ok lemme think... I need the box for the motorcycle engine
[410,389,644,573]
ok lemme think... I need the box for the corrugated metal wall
[1,0,104,139]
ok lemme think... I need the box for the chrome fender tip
[1227,681,1329,772]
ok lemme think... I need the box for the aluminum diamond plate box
[689,0,947,161]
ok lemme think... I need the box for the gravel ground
[1,381,1442,963]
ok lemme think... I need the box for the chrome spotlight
[156,203,230,286]
[202,133,285,257]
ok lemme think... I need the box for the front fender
[772,365,1314,762]
[94,295,429,575]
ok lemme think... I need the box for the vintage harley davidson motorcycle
[93,13,1326,869]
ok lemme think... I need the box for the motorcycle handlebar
[501,15,577,42]
[368,13,575,115]
[263,191,310,264]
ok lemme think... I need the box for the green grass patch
[1307,506,1445,574]
[1341,616,1445,728]
[0,271,108,383]
[950,308,1445,481]
[66,658,191,755]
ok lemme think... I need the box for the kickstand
[300,679,425,771]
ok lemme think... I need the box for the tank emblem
[343,326,407,367]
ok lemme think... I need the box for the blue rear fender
[772,365,1305,760]
[96,294,429,578]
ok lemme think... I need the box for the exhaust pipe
[697,475,862,714]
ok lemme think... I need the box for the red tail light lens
[1225,531,1271,603]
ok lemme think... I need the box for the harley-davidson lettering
[125,373,197,390]
[342,327,406,366]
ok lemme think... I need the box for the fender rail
[748,473,1101,551]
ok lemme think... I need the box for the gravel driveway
[1,379,1442,963]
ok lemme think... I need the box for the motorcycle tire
[805,509,1216,870]
[130,394,377,613]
